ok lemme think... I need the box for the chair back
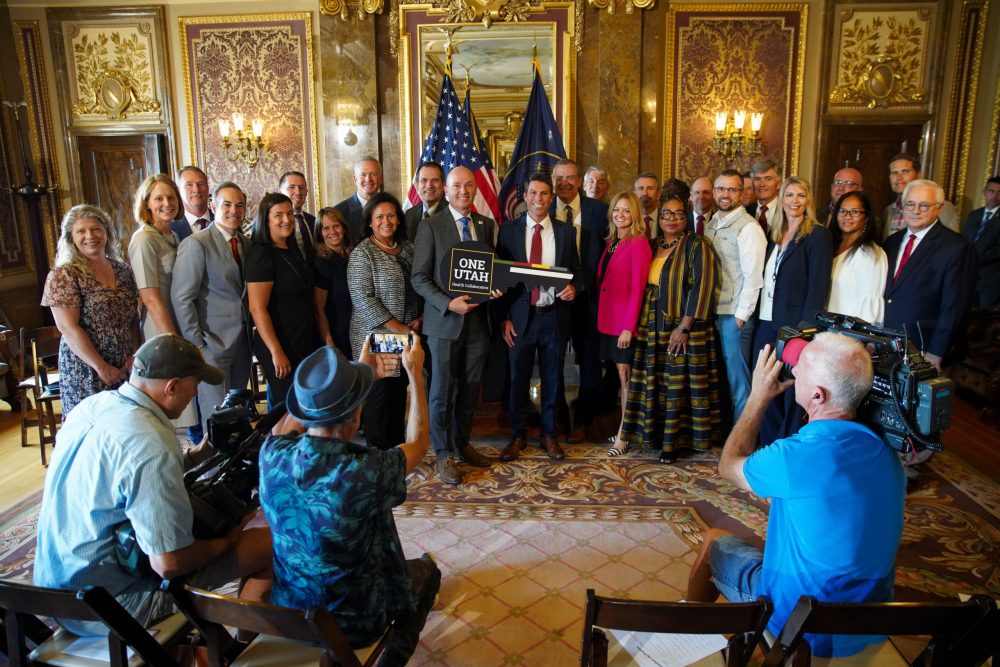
[760,594,996,667]
[0,579,178,667]
[581,589,773,667]
[18,326,60,385]
[163,580,373,667]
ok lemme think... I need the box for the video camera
[775,311,952,454]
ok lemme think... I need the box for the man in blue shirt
[34,334,273,634]
[687,332,905,658]
[259,338,440,667]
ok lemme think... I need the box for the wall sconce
[334,100,363,146]
[218,112,265,169]
[712,110,763,165]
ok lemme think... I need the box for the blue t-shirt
[259,434,414,647]
[744,420,905,658]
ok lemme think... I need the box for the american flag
[404,72,502,223]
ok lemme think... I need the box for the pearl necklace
[371,235,398,251]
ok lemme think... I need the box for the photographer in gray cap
[34,333,272,635]
[259,337,440,667]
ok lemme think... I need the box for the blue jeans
[710,534,763,603]
[715,314,754,419]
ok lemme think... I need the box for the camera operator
[687,333,905,659]
[34,334,272,636]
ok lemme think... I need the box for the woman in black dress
[312,207,354,358]
[246,192,326,409]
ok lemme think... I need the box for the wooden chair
[17,326,62,465]
[760,594,997,667]
[163,579,391,667]
[0,579,186,667]
[581,589,773,667]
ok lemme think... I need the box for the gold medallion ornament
[71,31,161,120]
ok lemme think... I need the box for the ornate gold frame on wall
[395,1,576,194]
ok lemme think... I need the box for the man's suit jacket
[334,194,365,244]
[961,207,1000,303]
[412,208,497,341]
[171,225,249,363]
[549,195,608,302]
[883,222,977,360]
[761,225,833,329]
[404,201,442,243]
[170,210,214,242]
[496,216,583,340]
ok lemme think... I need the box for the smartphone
[369,332,413,376]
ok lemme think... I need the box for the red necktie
[195,218,208,231]
[230,235,242,272]
[696,214,705,235]
[644,215,653,238]
[530,223,543,305]
[894,233,916,282]
[757,204,769,237]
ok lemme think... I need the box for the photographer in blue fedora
[259,337,440,667]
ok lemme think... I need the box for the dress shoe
[459,445,491,467]
[436,457,462,485]
[542,435,565,460]
[500,435,527,461]
[565,425,588,444]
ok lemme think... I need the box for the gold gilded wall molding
[0,65,32,277]
[827,4,938,112]
[987,57,1000,182]
[942,0,989,205]
[587,0,654,16]
[68,25,162,123]
[13,20,61,267]
[320,0,384,21]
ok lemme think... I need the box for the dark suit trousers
[426,310,490,458]
[198,335,252,429]
[362,373,409,451]
[569,296,604,424]
[509,308,566,437]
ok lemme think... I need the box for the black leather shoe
[458,445,491,467]
[501,435,527,461]
[436,457,462,485]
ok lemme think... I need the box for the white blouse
[826,244,888,324]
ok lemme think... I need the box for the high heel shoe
[608,440,629,456]
[659,450,677,464]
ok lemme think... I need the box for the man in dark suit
[745,159,780,239]
[171,182,252,429]
[334,156,382,243]
[411,166,496,485]
[687,176,715,234]
[550,159,609,443]
[169,166,212,241]
[278,170,315,261]
[404,161,445,242]
[633,172,660,239]
[960,176,1000,307]
[817,167,863,226]
[883,179,977,371]
[498,173,582,461]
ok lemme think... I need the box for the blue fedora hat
[286,346,374,426]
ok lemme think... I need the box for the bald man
[818,167,863,226]
[687,176,715,234]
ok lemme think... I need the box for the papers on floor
[606,628,728,667]
[62,628,159,662]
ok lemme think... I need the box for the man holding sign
[497,173,583,462]
[412,166,498,485]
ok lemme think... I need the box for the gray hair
[804,332,873,413]
[55,204,122,270]
[584,166,608,179]
[901,179,944,205]
[750,159,781,178]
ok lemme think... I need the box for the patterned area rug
[2,441,998,666]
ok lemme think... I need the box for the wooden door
[77,134,166,251]
[818,123,924,218]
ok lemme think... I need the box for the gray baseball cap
[132,334,224,385]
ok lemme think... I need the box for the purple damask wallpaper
[181,15,317,219]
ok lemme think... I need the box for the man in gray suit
[171,182,251,428]
[411,166,496,485]
[404,161,445,242]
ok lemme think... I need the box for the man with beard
[633,172,660,239]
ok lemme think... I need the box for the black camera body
[776,311,952,454]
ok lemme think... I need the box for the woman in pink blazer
[597,191,653,447]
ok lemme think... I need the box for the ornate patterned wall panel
[663,4,807,182]
[826,3,941,114]
[180,13,319,216]
[0,68,30,276]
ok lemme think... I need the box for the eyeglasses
[832,180,859,188]
[902,201,940,212]
[659,210,686,220]
[837,208,865,217]
[713,186,740,194]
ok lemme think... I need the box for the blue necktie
[460,216,473,242]
[974,210,993,243]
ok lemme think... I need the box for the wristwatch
[679,327,690,335]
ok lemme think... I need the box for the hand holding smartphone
[369,332,414,377]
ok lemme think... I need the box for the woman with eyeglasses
[753,176,833,445]
[617,180,720,462]
[826,191,887,323]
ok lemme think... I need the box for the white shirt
[759,247,778,322]
[449,206,477,242]
[827,245,887,324]
[892,221,936,277]
[524,215,556,307]
[556,193,582,252]
[755,198,777,235]
[709,207,767,321]
[184,209,210,234]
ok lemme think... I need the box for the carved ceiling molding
[586,0,654,16]
[320,0,385,21]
